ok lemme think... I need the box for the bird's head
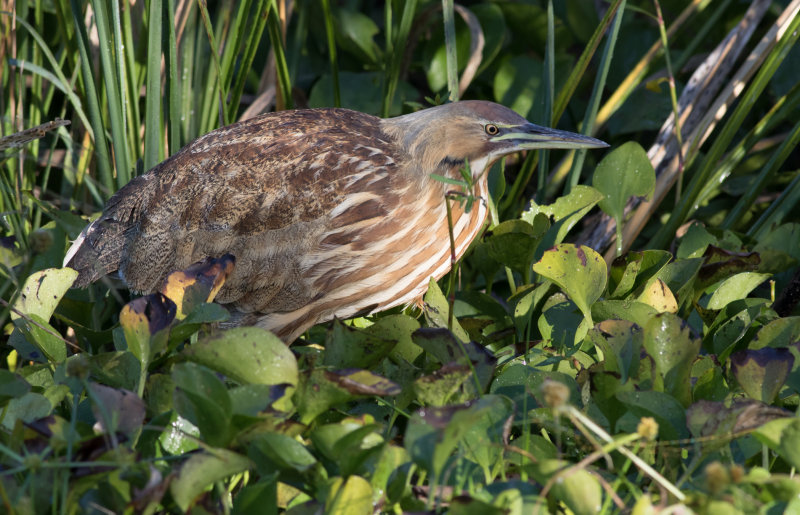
[381,100,608,181]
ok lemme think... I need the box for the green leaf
[12,267,78,321]
[730,348,795,403]
[13,314,67,363]
[523,185,604,251]
[249,432,317,473]
[485,217,549,277]
[323,320,397,370]
[608,250,672,299]
[616,390,689,440]
[120,293,176,367]
[706,272,770,310]
[586,319,642,383]
[528,459,602,515]
[171,449,253,512]
[183,327,298,387]
[324,475,373,515]
[423,277,470,343]
[643,313,700,406]
[532,244,607,325]
[592,141,655,226]
[0,371,31,405]
[172,362,232,447]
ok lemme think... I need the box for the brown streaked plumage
[64,101,607,342]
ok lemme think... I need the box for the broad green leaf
[643,313,700,406]
[232,476,278,515]
[2,392,52,430]
[731,348,794,403]
[754,418,800,469]
[324,475,373,515]
[412,328,496,391]
[249,432,317,473]
[608,249,672,299]
[171,449,252,512]
[616,390,689,440]
[493,55,544,119]
[324,319,397,370]
[592,300,658,328]
[524,185,604,252]
[423,277,470,342]
[485,217,548,277]
[172,362,232,447]
[706,272,770,310]
[294,369,400,424]
[184,327,297,387]
[532,244,607,325]
[368,314,422,363]
[592,141,655,227]
[538,293,586,349]
[637,279,678,314]
[13,314,67,363]
[0,370,31,405]
[528,459,602,515]
[12,267,78,321]
[88,351,141,391]
[335,9,381,64]
[586,319,642,383]
[751,317,800,350]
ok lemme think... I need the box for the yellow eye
[485,124,499,136]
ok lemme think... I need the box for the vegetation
[2,0,800,512]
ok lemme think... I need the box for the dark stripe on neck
[439,156,465,168]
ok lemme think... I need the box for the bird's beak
[491,123,609,150]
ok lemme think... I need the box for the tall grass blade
[267,1,293,110]
[382,0,417,117]
[565,0,625,193]
[441,0,458,102]
[320,0,340,107]
[144,0,163,170]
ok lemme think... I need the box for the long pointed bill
[491,122,609,150]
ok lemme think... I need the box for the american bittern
[65,101,607,342]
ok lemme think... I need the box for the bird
[64,101,607,342]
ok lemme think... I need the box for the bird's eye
[484,124,499,136]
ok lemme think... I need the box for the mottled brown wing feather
[67,109,407,317]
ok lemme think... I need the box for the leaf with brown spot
[120,293,176,366]
[160,254,235,319]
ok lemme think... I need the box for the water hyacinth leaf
[0,370,31,405]
[88,351,141,391]
[524,185,604,251]
[755,419,800,469]
[538,294,585,349]
[310,419,384,470]
[323,319,398,370]
[412,327,496,390]
[88,383,145,436]
[532,244,607,325]
[707,299,772,359]
[423,277,470,342]
[608,249,671,299]
[11,267,78,321]
[752,223,800,273]
[405,398,500,477]
[638,279,678,314]
[592,299,658,329]
[172,362,232,447]
[13,314,67,363]
[512,282,552,339]
[367,314,422,363]
[249,432,317,473]
[2,393,52,430]
[183,326,297,387]
[294,369,400,425]
[229,384,292,417]
[414,363,474,406]
[616,390,688,440]
[120,293,176,366]
[592,141,655,229]
[159,254,235,319]
[485,217,548,277]
[232,477,278,515]
[170,448,253,512]
[586,319,642,383]
[655,257,703,309]
[324,475,373,515]
[751,317,800,350]
[458,395,514,477]
[528,459,602,515]
[695,246,761,292]
[731,348,795,403]
[643,313,699,406]
[335,9,381,64]
[706,272,771,310]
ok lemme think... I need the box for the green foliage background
[2,0,800,513]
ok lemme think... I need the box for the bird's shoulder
[116,108,406,235]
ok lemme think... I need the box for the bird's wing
[65,109,407,314]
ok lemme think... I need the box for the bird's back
[65,108,415,322]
